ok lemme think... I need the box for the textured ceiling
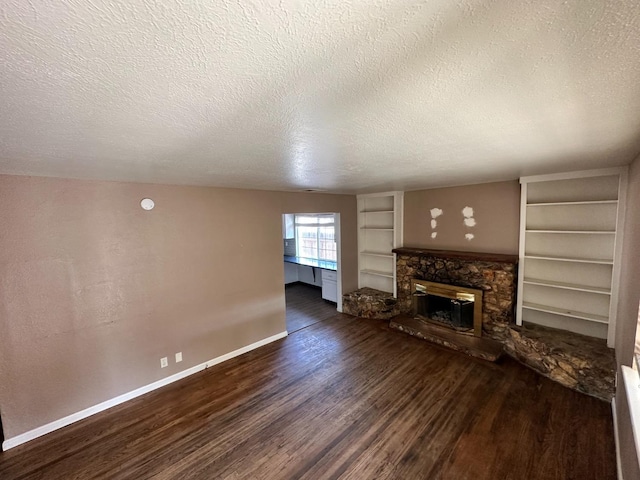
[1,0,639,193]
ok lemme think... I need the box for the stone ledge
[390,315,504,362]
[504,323,615,401]
[342,288,400,319]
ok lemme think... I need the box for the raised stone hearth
[504,323,615,401]
[390,315,503,362]
[342,287,400,319]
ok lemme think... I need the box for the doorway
[285,283,339,332]
[283,212,342,333]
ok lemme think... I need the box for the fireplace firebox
[411,279,483,337]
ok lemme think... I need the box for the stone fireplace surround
[343,247,616,401]
[394,248,517,340]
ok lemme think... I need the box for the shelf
[361,269,394,278]
[358,192,403,295]
[527,200,618,207]
[524,255,613,265]
[518,170,625,341]
[522,302,609,324]
[523,278,611,295]
[360,251,394,258]
[525,230,615,235]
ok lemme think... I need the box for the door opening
[283,212,342,333]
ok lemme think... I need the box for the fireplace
[393,247,518,339]
[411,279,483,337]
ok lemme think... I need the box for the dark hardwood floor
[0,314,615,479]
[285,282,337,333]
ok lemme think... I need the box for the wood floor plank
[285,283,337,333]
[0,293,616,479]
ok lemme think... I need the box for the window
[295,214,336,261]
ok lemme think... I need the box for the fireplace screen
[411,279,483,337]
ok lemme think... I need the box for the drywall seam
[1,330,289,451]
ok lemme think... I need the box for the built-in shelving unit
[357,192,404,296]
[516,168,627,347]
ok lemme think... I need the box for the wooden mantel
[392,247,518,264]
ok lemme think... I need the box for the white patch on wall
[462,206,476,241]
[430,208,442,241]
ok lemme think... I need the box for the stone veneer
[393,248,517,340]
[504,323,615,400]
[342,287,400,319]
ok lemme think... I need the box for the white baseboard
[613,397,624,480]
[2,331,288,451]
[622,366,640,477]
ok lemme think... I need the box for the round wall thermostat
[140,198,155,210]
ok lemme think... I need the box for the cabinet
[322,269,338,302]
[516,168,627,346]
[357,192,403,296]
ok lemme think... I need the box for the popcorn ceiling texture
[1,0,639,192]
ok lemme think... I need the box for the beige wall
[403,181,520,254]
[615,156,640,480]
[0,175,357,440]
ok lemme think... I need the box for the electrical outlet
[160,357,168,368]
[175,352,182,363]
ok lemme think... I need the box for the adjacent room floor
[285,282,337,333]
[0,314,615,479]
